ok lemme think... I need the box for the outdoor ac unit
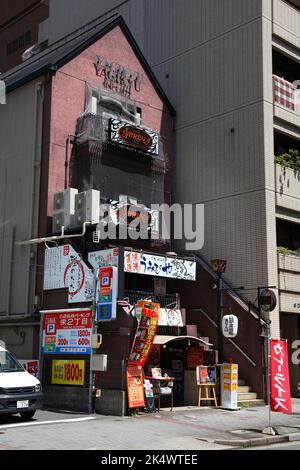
[52,188,78,233]
[73,189,100,228]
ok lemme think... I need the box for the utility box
[91,354,108,372]
[73,189,100,227]
[52,188,78,232]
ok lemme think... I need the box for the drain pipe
[16,222,91,247]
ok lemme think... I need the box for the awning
[154,335,213,348]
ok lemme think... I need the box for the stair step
[238,399,266,408]
[237,386,251,393]
[238,392,258,401]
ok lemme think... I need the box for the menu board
[126,365,145,409]
[196,366,216,385]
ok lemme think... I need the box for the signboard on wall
[97,266,118,322]
[128,302,160,367]
[124,251,196,281]
[88,248,119,270]
[51,360,85,386]
[43,245,94,303]
[42,309,93,355]
[110,119,159,155]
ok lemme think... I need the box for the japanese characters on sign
[51,360,85,386]
[42,310,93,355]
[124,251,196,281]
[128,302,160,367]
[43,245,94,303]
[88,248,119,270]
[270,339,292,414]
[126,365,145,409]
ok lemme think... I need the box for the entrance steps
[237,380,265,407]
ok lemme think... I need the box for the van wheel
[20,410,36,420]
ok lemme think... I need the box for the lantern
[222,315,238,338]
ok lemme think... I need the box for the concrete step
[237,386,251,393]
[238,392,258,401]
[237,399,266,408]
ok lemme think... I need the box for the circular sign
[259,289,277,313]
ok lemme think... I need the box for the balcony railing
[273,0,300,49]
[278,252,300,313]
[273,75,300,127]
[275,163,300,211]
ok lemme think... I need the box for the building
[36,0,300,395]
[0,0,49,73]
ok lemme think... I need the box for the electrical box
[52,188,78,233]
[73,189,100,228]
[91,355,108,372]
[91,333,102,349]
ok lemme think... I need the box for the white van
[0,347,43,419]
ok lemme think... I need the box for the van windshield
[0,351,24,373]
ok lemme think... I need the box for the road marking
[0,416,96,430]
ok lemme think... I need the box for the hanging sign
[97,266,118,322]
[126,365,145,409]
[110,119,159,155]
[88,248,119,270]
[124,251,196,281]
[259,289,277,313]
[270,339,292,414]
[128,302,160,367]
[42,309,93,355]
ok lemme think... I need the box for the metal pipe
[16,222,91,247]
[6,226,15,316]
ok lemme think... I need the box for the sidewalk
[136,399,300,449]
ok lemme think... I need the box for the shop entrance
[146,336,216,407]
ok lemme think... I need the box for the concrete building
[0,0,49,73]
[35,0,300,392]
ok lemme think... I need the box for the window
[6,30,32,56]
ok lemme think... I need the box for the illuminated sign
[110,119,159,155]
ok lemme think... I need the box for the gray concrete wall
[0,79,43,343]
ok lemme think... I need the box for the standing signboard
[270,339,292,414]
[126,365,145,409]
[128,302,160,367]
[221,363,239,410]
[41,309,93,355]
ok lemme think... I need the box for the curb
[215,432,300,448]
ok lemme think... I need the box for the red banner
[270,339,292,414]
[126,365,145,409]
[128,302,160,367]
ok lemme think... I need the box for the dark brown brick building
[0,0,49,73]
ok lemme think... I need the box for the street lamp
[211,259,227,364]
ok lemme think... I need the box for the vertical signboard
[126,365,145,409]
[97,266,118,322]
[128,302,160,367]
[221,363,239,410]
[270,339,292,414]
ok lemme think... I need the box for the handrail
[197,308,257,367]
[193,254,266,325]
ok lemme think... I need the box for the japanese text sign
[270,339,292,414]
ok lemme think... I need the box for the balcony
[275,163,300,211]
[278,252,300,313]
[273,0,300,49]
[273,75,300,127]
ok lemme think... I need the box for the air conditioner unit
[73,189,100,228]
[52,188,78,233]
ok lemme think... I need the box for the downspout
[65,135,76,189]
[6,226,15,316]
